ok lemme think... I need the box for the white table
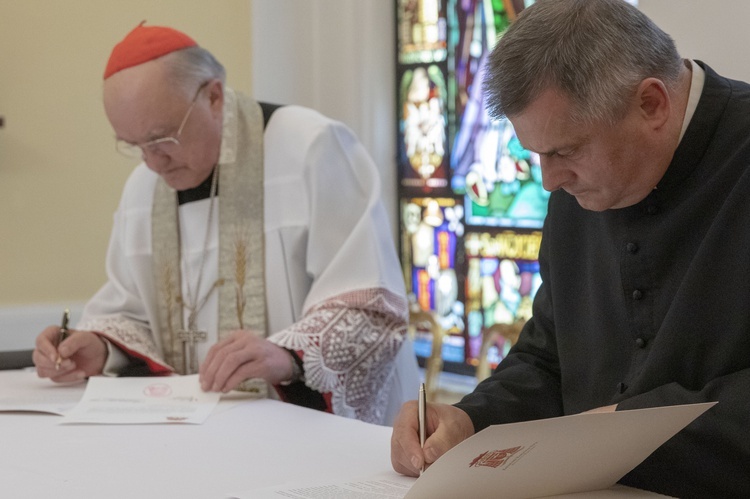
[0,372,393,498]
[0,370,670,498]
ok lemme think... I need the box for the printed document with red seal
[405,402,715,498]
[60,374,220,424]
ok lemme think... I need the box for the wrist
[279,348,305,386]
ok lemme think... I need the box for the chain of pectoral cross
[178,280,221,374]
[174,166,252,375]
[178,165,220,375]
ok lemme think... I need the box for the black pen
[418,382,426,475]
[55,309,70,370]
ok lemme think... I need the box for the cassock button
[635,337,647,348]
[626,242,639,254]
[632,289,643,300]
[646,205,659,215]
[618,382,628,394]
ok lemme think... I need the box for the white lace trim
[269,288,408,424]
[78,315,169,369]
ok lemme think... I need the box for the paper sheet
[0,368,86,415]
[405,402,715,498]
[238,473,416,499]
[235,404,712,499]
[60,374,220,424]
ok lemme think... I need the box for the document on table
[235,403,712,499]
[245,479,668,499]
[239,473,416,499]
[0,368,86,415]
[61,374,220,424]
[405,402,715,498]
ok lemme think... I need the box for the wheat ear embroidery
[233,231,249,329]
[160,262,177,365]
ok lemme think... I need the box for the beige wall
[0,1,251,305]
[639,0,750,82]
[3,0,750,309]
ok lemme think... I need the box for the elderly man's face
[103,60,224,191]
[509,87,651,211]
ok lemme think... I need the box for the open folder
[405,402,715,499]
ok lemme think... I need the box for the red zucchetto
[104,21,197,79]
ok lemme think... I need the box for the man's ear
[636,77,670,130]
[206,79,224,117]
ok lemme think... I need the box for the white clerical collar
[678,59,705,143]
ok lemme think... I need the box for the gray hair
[483,0,682,125]
[161,46,226,97]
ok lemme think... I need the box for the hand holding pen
[55,309,70,370]
[32,310,108,383]
[390,388,477,477]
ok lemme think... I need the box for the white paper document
[0,368,85,415]
[60,374,220,424]
[241,473,416,499]
[405,402,715,498]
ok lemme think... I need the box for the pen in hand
[418,382,426,475]
[55,309,71,370]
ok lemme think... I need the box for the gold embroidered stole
[151,89,268,396]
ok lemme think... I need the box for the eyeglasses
[115,82,209,158]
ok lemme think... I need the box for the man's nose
[142,148,171,171]
[539,157,565,192]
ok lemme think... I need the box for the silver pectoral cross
[177,329,207,374]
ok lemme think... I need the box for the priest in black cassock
[391,0,750,496]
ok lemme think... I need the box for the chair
[407,306,445,401]
[475,319,526,382]
[0,349,34,370]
